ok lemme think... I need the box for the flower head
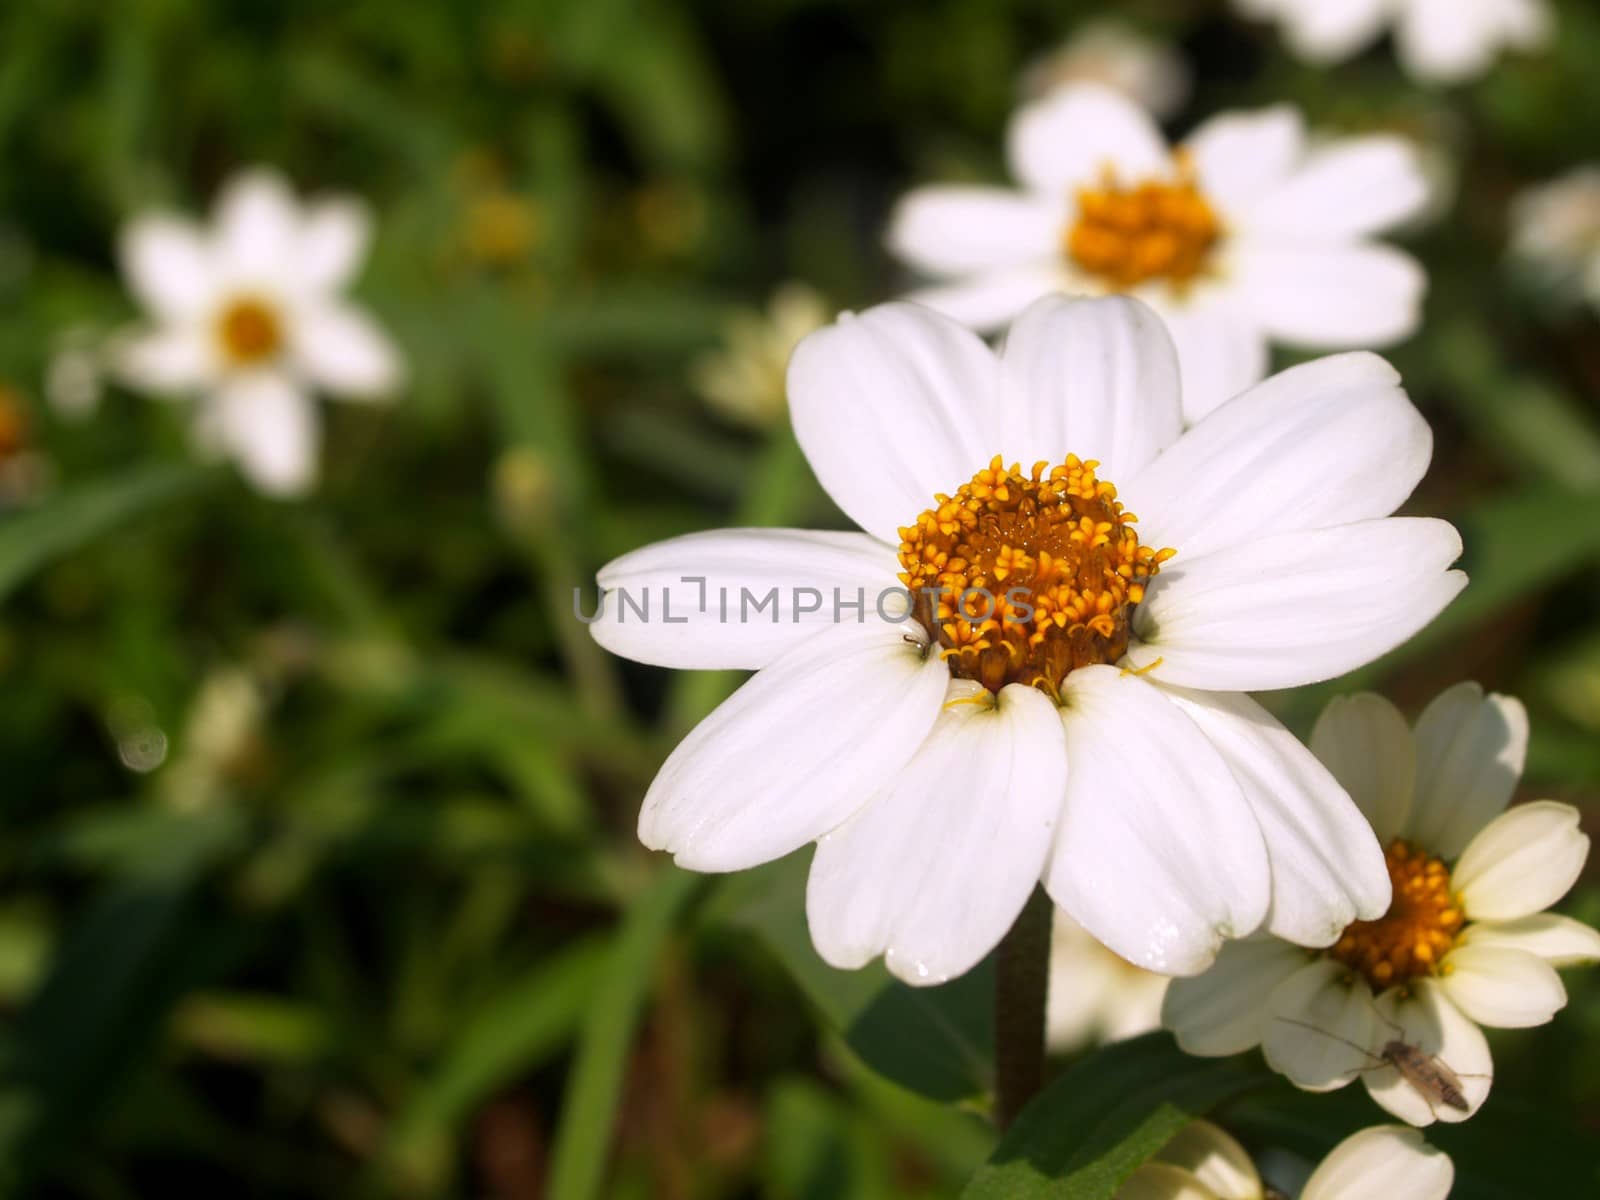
[114,167,403,495]
[888,83,1429,421]
[1164,683,1600,1125]
[1509,165,1600,312]
[590,294,1465,985]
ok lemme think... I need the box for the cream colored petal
[1300,1126,1453,1200]
[1437,943,1566,1029]
[1458,913,1600,966]
[1262,959,1378,1091]
[1309,692,1416,843]
[1162,937,1309,1056]
[1453,801,1590,921]
[1406,682,1528,859]
[1153,1120,1263,1200]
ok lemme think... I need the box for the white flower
[1047,912,1168,1052]
[1021,21,1192,119]
[1235,0,1552,84]
[589,293,1466,985]
[689,283,830,430]
[1509,165,1600,311]
[113,167,403,496]
[1118,1120,1452,1200]
[1165,683,1600,1125]
[887,83,1429,422]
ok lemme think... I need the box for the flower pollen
[216,297,283,366]
[1066,157,1222,292]
[897,455,1174,696]
[1331,839,1465,992]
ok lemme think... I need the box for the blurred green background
[1,0,1598,1196]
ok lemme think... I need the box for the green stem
[993,885,1052,1131]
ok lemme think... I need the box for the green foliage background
[0,0,1597,1196]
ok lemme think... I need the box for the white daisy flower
[1164,683,1600,1125]
[1047,912,1168,1052]
[1119,1120,1452,1200]
[887,83,1429,422]
[1509,165,1600,311]
[113,167,403,496]
[588,293,1466,985]
[1236,0,1551,84]
[1020,21,1192,119]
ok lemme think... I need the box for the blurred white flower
[689,283,830,430]
[113,167,403,496]
[45,327,107,420]
[1165,683,1600,1126]
[1047,911,1168,1052]
[1021,21,1192,119]
[1235,0,1551,84]
[162,667,267,811]
[1118,1120,1452,1200]
[888,84,1429,421]
[590,294,1465,985]
[1509,165,1600,310]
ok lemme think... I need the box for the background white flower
[114,167,403,496]
[888,83,1429,421]
[1164,683,1600,1125]
[1047,911,1168,1052]
[1235,0,1552,84]
[689,282,830,430]
[1509,165,1600,311]
[1020,20,1192,119]
[589,294,1465,986]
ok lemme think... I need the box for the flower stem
[994,884,1052,1130]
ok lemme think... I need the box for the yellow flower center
[897,455,1174,696]
[1065,158,1222,293]
[216,297,283,366]
[1330,839,1465,991]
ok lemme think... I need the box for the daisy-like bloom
[589,294,1466,985]
[689,283,830,430]
[1510,166,1600,312]
[1164,683,1600,1125]
[1047,912,1168,1052]
[113,167,403,496]
[1118,1120,1451,1200]
[1235,0,1552,84]
[1020,20,1192,119]
[888,83,1429,422]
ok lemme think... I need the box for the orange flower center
[1330,839,1465,992]
[216,297,283,366]
[897,455,1174,696]
[1065,159,1222,292]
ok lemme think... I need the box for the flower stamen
[1331,839,1466,991]
[216,297,283,366]
[1065,155,1222,292]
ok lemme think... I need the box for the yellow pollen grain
[1329,838,1467,992]
[216,297,283,366]
[897,454,1174,697]
[1064,156,1222,293]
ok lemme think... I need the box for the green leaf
[0,464,207,603]
[960,1035,1270,1200]
[715,853,994,1104]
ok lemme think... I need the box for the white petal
[887,186,1061,276]
[1459,913,1600,967]
[1275,0,1390,63]
[1310,693,1417,843]
[213,372,320,497]
[1146,297,1269,424]
[1301,1126,1454,1200]
[1395,0,1538,84]
[1156,686,1389,947]
[1365,982,1492,1125]
[1162,936,1310,1056]
[806,682,1067,985]
[288,303,403,399]
[1263,960,1380,1090]
[118,215,219,322]
[1436,943,1566,1028]
[111,325,218,393]
[214,167,301,283]
[1118,1163,1223,1200]
[1006,82,1170,197]
[637,619,948,871]
[1152,1119,1263,1200]
[590,529,902,671]
[995,294,1182,479]
[1132,519,1466,691]
[1405,683,1528,859]
[298,198,372,293]
[904,269,1066,333]
[1046,667,1268,975]
[1125,353,1431,560]
[787,303,995,543]
[1232,242,1425,348]
[1246,138,1431,240]
[1183,106,1305,217]
[1453,801,1590,921]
